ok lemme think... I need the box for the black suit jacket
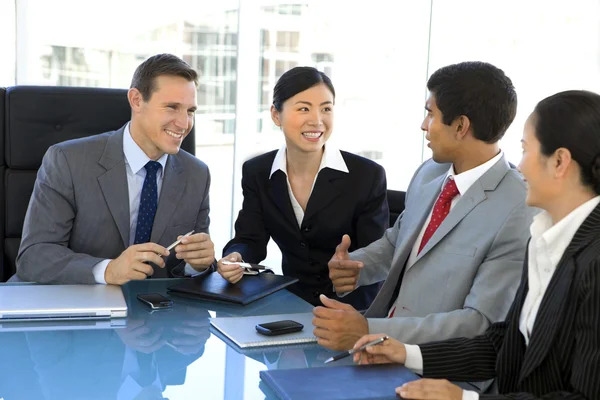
[418,203,600,399]
[223,149,389,307]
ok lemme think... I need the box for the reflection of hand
[175,233,215,271]
[277,349,308,369]
[166,306,211,355]
[118,304,211,356]
[352,334,406,365]
[312,295,368,351]
[396,379,463,400]
[117,319,166,354]
[217,252,244,283]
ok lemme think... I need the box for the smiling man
[315,61,537,354]
[16,54,216,285]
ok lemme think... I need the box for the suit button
[302,226,311,233]
[313,290,320,298]
[300,242,307,248]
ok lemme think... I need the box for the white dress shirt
[269,145,349,227]
[405,195,600,400]
[92,123,196,283]
[388,151,504,316]
[519,195,600,343]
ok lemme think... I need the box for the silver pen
[166,230,195,251]
[221,260,271,270]
[324,335,389,364]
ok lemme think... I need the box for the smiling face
[420,93,461,164]
[271,83,334,154]
[128,75,197,160]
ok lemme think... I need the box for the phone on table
[255,320,304,336]
[137,293,173,310]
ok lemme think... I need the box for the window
[17,0,239,281]
[0,1,16,86]
[427,0,600,165]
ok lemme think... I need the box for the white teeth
[302,132,322,138]
[165,129,183,139]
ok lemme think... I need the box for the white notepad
[209,312,317,348]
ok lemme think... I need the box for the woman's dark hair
[533,90,600,194]
[427,61,517,144]
[272,66,335,111]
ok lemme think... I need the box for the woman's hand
[352,334,407,365]
[396,379,463,400]
[217,252,244,283]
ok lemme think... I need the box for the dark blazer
[223,149,389,308]
[419,203,600,399]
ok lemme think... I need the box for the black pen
[324,335,389,364]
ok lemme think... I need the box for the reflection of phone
[137,293,173,310]
[255,320,304,336]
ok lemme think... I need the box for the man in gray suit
[16,54,215,285]
[314,61,536,351]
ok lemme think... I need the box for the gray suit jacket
[16,126,211,284]
[350,156,536,344]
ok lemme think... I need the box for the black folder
[260,364,419,400]
[167,272,299,306]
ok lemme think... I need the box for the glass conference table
[0,278,347,400]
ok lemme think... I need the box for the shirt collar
[531,196,600,263]
[123,123,168,174]
[445,151,504,196]
[269,145,349,178]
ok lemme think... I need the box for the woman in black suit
[217,67,389,308]
[352,90,600,400]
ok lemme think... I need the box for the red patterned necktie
[418,178,459,254]
[388,178,459,318]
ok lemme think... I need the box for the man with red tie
[313,62,536,355]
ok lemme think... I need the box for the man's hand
[396,379,463,400]
[105,243,169,285]
[312,294,368,351]
[328,235,364,293]
[352,333,407,365]
[175,232,215,271]
[217,252,244,283]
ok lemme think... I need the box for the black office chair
[1,86,196,281]
[387,189,406,227]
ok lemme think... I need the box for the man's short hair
[427,61,517,144]
[130,53,199,101]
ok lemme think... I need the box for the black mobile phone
[255,320,304,336]
[137,293,173,310]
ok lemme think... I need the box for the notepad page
[209,312,316,348]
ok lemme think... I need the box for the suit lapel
[519,254,575,382]
[303,168,346,222]
[399,173,445,271]
[151,155,186,244]
[269,171,299,230]
[519,202,600,382]
[414,182,486,261]
[97,128,130,248]
[497,254,529,390]
[413,156,511,264]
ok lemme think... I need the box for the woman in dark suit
[217,67,389,308]
[352,90,600,400]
